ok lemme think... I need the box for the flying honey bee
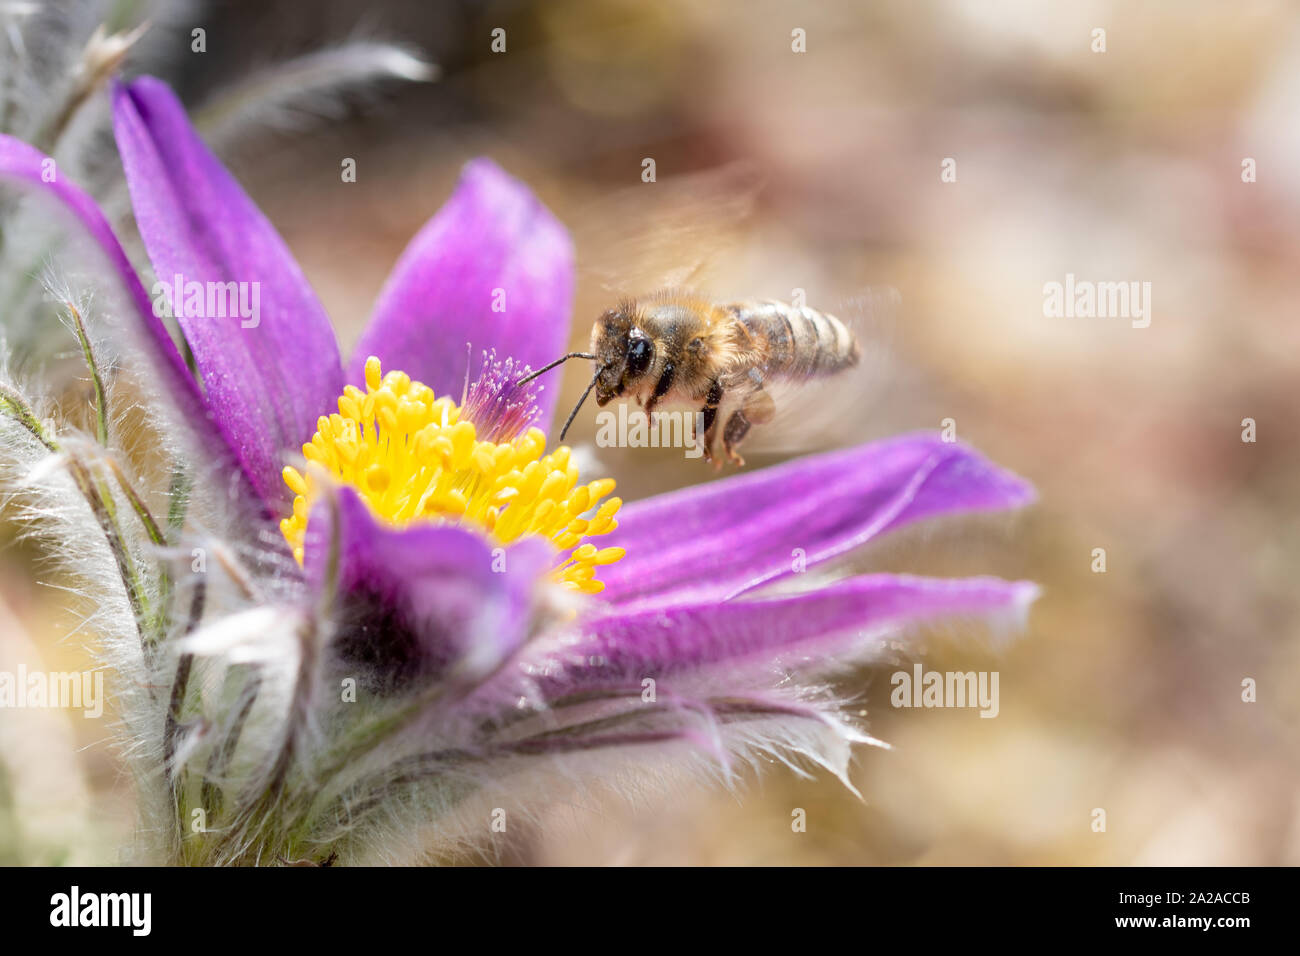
[519,290,861,466]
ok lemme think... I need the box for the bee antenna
[558,366,605,442]
[515,352,598,387]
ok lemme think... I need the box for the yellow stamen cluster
[280,356,624,593]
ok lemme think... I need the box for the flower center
[280,356,624,593]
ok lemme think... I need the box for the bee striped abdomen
[726,300,859,379]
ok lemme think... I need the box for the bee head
[591,304,654,405]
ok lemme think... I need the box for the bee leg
[722,410,752,467]
[645,361,676,418]
[699,379,723,466]
[709,383,773,466]
[741,382,776,425]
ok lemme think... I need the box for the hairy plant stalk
[0,381,56,451]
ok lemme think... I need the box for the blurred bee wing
[744,287,904,455]
[568,161,765,298]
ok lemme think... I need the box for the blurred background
[2,0,1298,864]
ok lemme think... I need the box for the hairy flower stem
[66,301,110,446]
[62,296,180,658]
[64,451,151,651]
[105,456,165,546]
[163,580,206,855]
[206,617,321,866]
[1,383,159,655]
[163,581,206,782]
[0,382,57,451]
[103,455,180,640]
[200,670,262,820]
[61,299,160,642]
[165,467,191,542]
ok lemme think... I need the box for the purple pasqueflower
[0,76,1035,865]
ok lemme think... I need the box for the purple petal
[600,433,1036,607]
[491,728,720,759]
[553,574,1038,688]
[303,487,553,688]
[0,133,251,488]
[349,158,573,426]
[112,77,344,509]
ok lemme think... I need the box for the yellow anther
[539,470,570,501]
[281,356,625,593]
[567,486,591,515]
[587,478,616,500]
[364,464,390,495]
[283,466,307,497]
[449,421,476,467]
[431,434,454,464]
[472,446,496,474]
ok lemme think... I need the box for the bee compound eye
[626,336,653,376]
